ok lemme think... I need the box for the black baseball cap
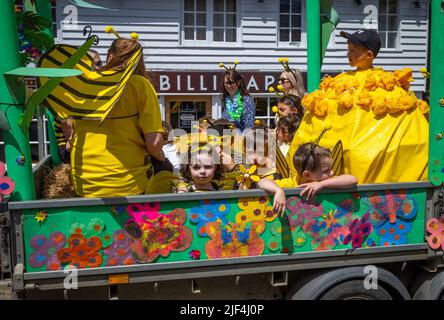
[340,28,382,57]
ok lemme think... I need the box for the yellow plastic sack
[286,68,429,184]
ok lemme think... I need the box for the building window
[182,0,237,43]
[279,0,302,43]
[213,0,237,42]
[184,0,207,41]
[253,97,279,128]
[378,0,399,49]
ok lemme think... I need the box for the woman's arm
[144,132,165,161]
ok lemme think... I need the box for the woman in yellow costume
[70,28,170,197]
[281,29,429,187]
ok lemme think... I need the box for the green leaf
[23,29,53,51]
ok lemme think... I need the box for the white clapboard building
[55,0,429,130]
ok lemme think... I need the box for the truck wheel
[318,279,392,300]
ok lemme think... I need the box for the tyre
[319,279,392,300]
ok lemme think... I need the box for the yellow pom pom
[234,60,238,65]
[284,58,289,62]
[130,32,139,41]
[254,119,262,125]
[268,86,275,93]
[219,63,225,68]
[419,67,428,74]
[272,106,278,114]
[202,119,208,123]
[105,26,114,33]
[278,58,283,63]
[277,84,284,92]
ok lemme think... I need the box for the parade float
[0,0,443,300]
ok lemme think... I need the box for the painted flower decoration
[343,212,373,249]
[189,250,201,260]
[189,199,230,236]
[268,220,306,253]
[29,232,66,271]
[127,202,161,224]
[204,220,265,259]
[236,196,276,224]
[0,162,15,201]
[430,157,444,187]
[103,229,136,266]
[285,196,324,230]
[303,199,354,251]
[426,216,444,251]
[70,218,113,248]
[236,165,260,189]
[57,233,103,269]
[34,211,48,224]
[361,191,418,228]
[376,218,413,246]
[16,155,25,166]
[125,208,193,263]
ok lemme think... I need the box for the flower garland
[225,91,243,121]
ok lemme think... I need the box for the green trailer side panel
[428,0,444,186]
[22,189,426,273]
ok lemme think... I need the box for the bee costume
[38,27,169,197]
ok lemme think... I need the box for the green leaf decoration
[23,29,53,51]
[21,11,51,31]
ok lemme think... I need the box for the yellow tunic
[71,75,163,197]
[286,68,429,184]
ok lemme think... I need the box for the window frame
[378,0,401,51]
[277,0,306,48]
[180,0,241,47]
[252,95,279,128]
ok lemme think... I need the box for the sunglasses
[278,78,291,83]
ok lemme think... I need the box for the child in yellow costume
[283,29,429,185]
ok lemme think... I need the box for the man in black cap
[340,28,381,71]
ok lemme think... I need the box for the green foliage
[17,11,51,32]
[23,29,53,51]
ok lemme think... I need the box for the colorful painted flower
[29,232,66,270]
[303,199,354,251]
[16,155,25,166]
[103,229,136,266]
[236,165,260,189]
[189,250,201,260]
[34,211,48,224]
[204,220,265,259]
[189,199,230,236]
[70,218,113,247]
[236,196,276,224]
[0,161,14,200]
[376,219,413,246]
[362,190,418,228]
[426,216,444,251]
[430,157,444,186]
[285,196,324,230]
[57,233,103,269]
[267,220,306,253]
[126,202,161,224]
[343,212,373,248]
[125,208,193,263]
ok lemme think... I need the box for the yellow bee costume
[286,67,429,184]
[38,28,168,197]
